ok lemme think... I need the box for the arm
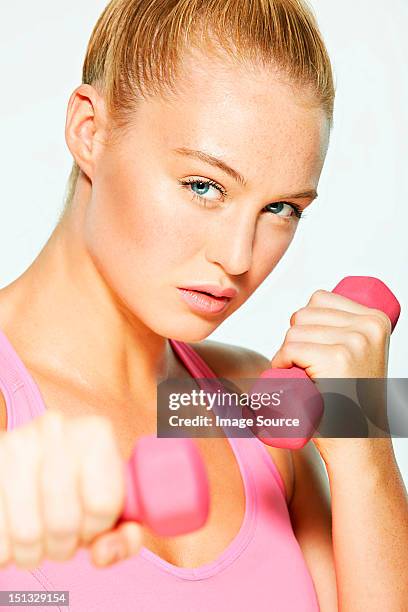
[193,341,408,609]
[288,442,338,611]
[252,358,408,612]
[259,364,408,612]
[236,348,408,611]
[321,439,408,611]
[267,288,408,611]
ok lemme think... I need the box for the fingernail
[97,540,126,566]
[125,525,142,555]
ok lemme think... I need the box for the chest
[42,387,250,567]
[139,436,248,568]
[26,368,291,569]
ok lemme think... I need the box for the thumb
[269,345,291,369]
[90,521,143,567]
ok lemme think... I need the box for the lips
[182,289,226,301]
[178,284,238,299]
[177,288,232,315]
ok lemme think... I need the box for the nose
[204,211,256,276]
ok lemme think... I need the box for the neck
[0,178,174,404]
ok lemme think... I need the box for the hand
[0,410,143,570]
[269,289,393,461]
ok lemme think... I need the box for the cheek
[84,162,206,285]
[251,220,298,283]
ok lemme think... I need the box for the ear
[65,84,109,182]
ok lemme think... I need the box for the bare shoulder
[189,339,294,503]
[0,390,7,431]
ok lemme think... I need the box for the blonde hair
[62,0,335,211]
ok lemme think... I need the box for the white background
[0,1,407,484]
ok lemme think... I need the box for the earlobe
[64,84,106,183]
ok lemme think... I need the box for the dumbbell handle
[116,436,210,537]
[255,276,401,449]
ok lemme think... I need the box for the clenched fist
[0,410,142,570]
[270,289,393,461]
[271,289,391,379]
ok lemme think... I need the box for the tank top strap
[168,339,287,501]
[0,328,46,430]
[168,339,217,379]
[0,331,286,503]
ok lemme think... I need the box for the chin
[161,315,224,344]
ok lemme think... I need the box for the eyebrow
[172,147,318,201]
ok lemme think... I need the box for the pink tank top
[0,328,319,611]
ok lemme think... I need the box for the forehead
[127,47,329,187]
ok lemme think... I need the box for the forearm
[324,439,408,611]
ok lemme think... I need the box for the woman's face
[84,48,330,342]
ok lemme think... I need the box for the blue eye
[264,202,303,219]
[179,178,225,205]
[178,178,303,219]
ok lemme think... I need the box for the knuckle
[84,494,119,518]
[309,289,327,305]
[366,312,391,337]
[80,456,122,518]
[348,330,368,352]
[80,514,115,545]
[293,307,308,322]
[81,461,123,519]
[298,306,308,315]
[334,344,351,364]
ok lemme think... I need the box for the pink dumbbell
[247,276,401,450]
[117,436,209,536]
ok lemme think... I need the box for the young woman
[0,1,406,610]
